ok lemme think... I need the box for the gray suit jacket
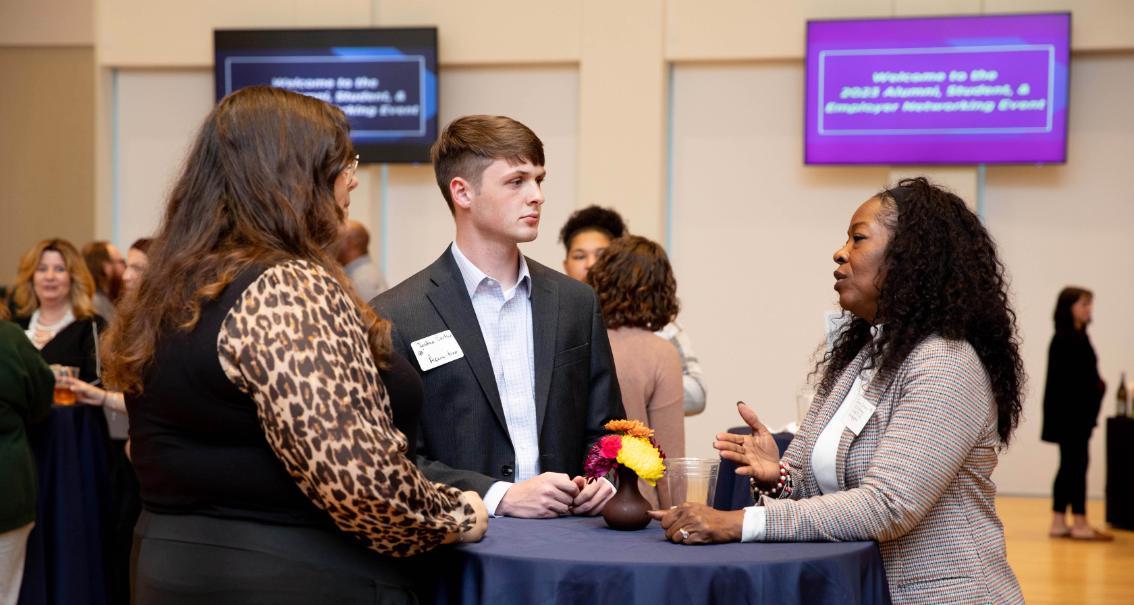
[370,247,624,496]
[763,336,1023,605]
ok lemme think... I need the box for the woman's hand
[60,376,107,407]
[647,503,744,544]
[60,377,127,413]
[713,401,782,487]
[460,491,489,543]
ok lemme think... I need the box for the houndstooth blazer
[762,336,1024,605]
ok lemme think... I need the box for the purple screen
[805,13,1069,165]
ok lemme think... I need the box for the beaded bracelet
[750,462,794,502]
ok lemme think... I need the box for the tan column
[578,0,667,241]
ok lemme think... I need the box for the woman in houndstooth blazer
[651,178,1025,604]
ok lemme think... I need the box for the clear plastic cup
[50,364,79,405]
[666,457,720,506]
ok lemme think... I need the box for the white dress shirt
[450,243,537,516]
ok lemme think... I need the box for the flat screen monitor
[214,28,438,163]
[805,13,1070,165]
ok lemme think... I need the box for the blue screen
[215,28,438,163]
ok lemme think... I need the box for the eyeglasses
[344,154,360,180]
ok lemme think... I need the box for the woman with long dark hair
[651,178,1024,604]
[102,86,486,602]
[1041,287,1111,541]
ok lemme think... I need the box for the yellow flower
[616,436,666,486]
[604,419,654,438]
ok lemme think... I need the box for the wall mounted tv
[805,13,1069,165]
[215,28,438,164]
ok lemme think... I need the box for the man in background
[81,241,125,322]
[337,220,388,301]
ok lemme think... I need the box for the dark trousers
[107,439,141,605]
[132,512,419,605]
[1052,438,1090,515]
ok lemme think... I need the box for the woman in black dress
[10,238,111,603]
[1041,286,1112,541]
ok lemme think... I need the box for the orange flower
[604,419,654,438]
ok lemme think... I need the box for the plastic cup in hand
[666,458,720,506]
[50,365,79,405]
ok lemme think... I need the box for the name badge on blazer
[844,395,877,436]
[411,330,464,371]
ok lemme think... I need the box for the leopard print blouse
[217,260,475,557]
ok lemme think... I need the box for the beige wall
[1,0,96,284]
[0,47,95,281]
[4,0,1133,497]
[0,0,93,46]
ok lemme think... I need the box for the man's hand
[496,472,579,518]
[568,476,615,516]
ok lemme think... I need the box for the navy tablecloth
[427,516,890,605]
[19,405,111,605]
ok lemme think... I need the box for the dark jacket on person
[1041,329,1105,443]
[371,247,624,496]
[0,320,55,532]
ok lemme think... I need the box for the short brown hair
[431,115,544,214]
[12,238,97,320]
[587,235,679,331]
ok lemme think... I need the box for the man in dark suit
[371,115,624,519]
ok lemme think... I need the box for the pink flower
[584,441,617,479]
[599,435,622,459]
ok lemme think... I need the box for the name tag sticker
[410,330,464,371]
[844,396,877,436]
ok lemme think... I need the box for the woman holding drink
[10,237,113,603]
[650,178,1025,605]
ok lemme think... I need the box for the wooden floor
[999,497,1134,604]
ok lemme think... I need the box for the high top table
[425,516,891,605]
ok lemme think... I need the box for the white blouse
[742,379,866,542]
[742,327,882,542]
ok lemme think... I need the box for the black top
[127,266,426,529]
[15,315,106,384]
[1041,329,1105,443]
[128,267,328,526]
[380,349,423,451]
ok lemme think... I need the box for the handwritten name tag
[844,396,877,436]
[410,330,464,371]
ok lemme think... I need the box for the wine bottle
[1118,373,1129,418]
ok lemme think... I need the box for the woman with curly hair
[102,86,486,602]
[651,178,1024,604]
[587,235,684,507]
[560,205,708,415]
